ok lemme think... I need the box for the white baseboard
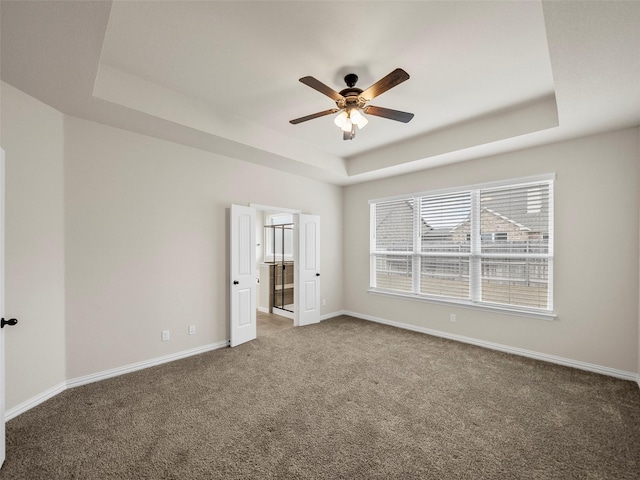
[6,341,229,421]
[67,340,229,389]
[5,381,66,421]
[343,310,638,382]
[257,306,269,313]
[7,313,638,421]
[319,310,346,321]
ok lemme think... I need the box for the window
[369,175,554,318]
[265,214,293,261]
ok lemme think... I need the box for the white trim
[368,288,556,321]
[369,173,556,204]
[368,193,413,205]
[67,341,229,389]
[5,381,66,421]
[249,203,301,214]
[479,173,556,193]
[6,316,637,422]
[319,310,346,321]
[257,306,269,313]
[5,341,229,421]
[343,310,636,382]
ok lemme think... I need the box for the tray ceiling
[1,1,639,185]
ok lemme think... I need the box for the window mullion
[547,258,554,311]
[413,195,421,294]
[370,203,376,288]
[470,190,481,302]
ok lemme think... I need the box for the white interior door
[230,204,256,347]
[296,214,320,326]
[1,148,6,468]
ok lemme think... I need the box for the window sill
[367,288,557,321]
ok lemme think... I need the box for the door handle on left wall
[1,318,18,328]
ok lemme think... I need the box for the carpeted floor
[2,315,639,479]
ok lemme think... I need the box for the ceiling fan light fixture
[351,109,368,129]
[341,117,353,132]
[333,110,348,128]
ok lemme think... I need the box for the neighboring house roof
[450,206,549,235]
[377,197,548,246]
[376,199,432,230]
[483,207,530,231]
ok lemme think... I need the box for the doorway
[256,310,295,336]
[229,203,320,347]
[258,210,295,321]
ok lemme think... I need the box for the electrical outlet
[450,314,456,323]
[322,298,326,306]
[189,325,196,335]
[162,330,170,341]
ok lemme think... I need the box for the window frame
[264,213,294,262]
[369,174,556,321]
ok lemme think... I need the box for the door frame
[250,204,303,326]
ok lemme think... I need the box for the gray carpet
[2,316,639,479]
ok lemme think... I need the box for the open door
[1,148,6,467]
[230,204,256,347]
[296,214,320,326]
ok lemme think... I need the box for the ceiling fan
[290,68,414,140]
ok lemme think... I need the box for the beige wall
[1,83,67,409]
[63,116,343,379]
[344,128,640,374]
[1,82,343,409]
[2,80,638,414]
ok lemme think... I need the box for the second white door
[296,214,320,326]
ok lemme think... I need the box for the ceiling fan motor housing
[337,73,366,109]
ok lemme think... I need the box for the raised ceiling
[1,1,639,185]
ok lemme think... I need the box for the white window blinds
[479,182,552,310]
[371,198,414,293]
[374,198,414,252]
[420,191,471,300]
[370,176,554,316]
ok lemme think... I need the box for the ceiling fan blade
[364,105,414,123]
[299,76,344,102]
[360,68,410,101]
[289,108,339,125]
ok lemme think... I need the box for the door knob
[233,280,239,285]
[316,273,320,277]
[1,318,18,328]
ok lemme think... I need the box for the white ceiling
[1,1,639,185]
